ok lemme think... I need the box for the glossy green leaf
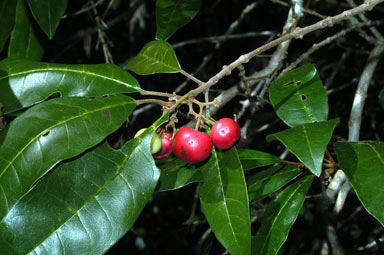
[252,176,314,255]
[335,141,384,227]
[269,64,328,127]
[156,0,201,40]
[0,95,136,223]
[27,0,67,39]
[238,149,282,170]
[199,147,251,255]
[127,40,181,75]
[0,113,169,254]
[157,156,203,191]
[267,118,339,177]
[0,58,140,114]
[248,165,302,203]
[8,0,44,61]
[0,0,17,52]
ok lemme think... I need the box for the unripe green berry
[135,128,162,154]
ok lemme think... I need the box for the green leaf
[248,165,302,203]
[269,64,328,127]
[267,118,339,176]
[156,0,201,41]
[157,156,203,191]
[127,40,181,75]
[0,58,140,114]
[334,141,384,227]
[27,0,67,39]
[238,149,283,170]
[0,0,17,52]
[8,0,44,61]
[0,95,136,223]
[0,118,168,254]
[199,147,251,255]
[252,176,314,255]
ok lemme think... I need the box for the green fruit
[134,128,162,154]
[151,133,162,154]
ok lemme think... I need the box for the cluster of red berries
[152,118,241,163]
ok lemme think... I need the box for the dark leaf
[252,176,314,255]
[335,141,384,227]
[0,113,168,253]
[157,156,203,191]
[27,0,68,39]
[0,58,140,114]
[8,0,44,61]
[238,149,282,170]
[248,165,302,203]
[267,118,339,176]
[0,95,136,222]
[127,40,181,75]
[269,64,328,127]
[156,0,201,40]
[0,0,17,52]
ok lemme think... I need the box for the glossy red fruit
[153,132,173,159]
[211,118,241,149]
[172,127,212,163]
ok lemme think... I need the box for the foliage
[0,0,383,254]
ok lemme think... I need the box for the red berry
[172,127,212,163]
[211,118,241,149]
[153,132,173,159]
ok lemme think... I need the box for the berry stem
[195,104,204,130]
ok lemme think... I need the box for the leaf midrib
[0,67,139,90]
[258,178,308,254]
[25,142,141,254]
[0,98,133,189]
[248,167,299,189]
[214,151,245,254]
[140,50,179,72]
[301,125,316,171]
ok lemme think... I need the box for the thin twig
[172,31,274,48]
[180,70,204,86]
[279,20,382,77]
[191,0,384,98]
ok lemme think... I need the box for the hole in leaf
[103,94,110,98]
[283,81,295,87]
[101,109,110,116]
[301,95,307,101]
[296,81,302,85]
[42,130,50,136]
